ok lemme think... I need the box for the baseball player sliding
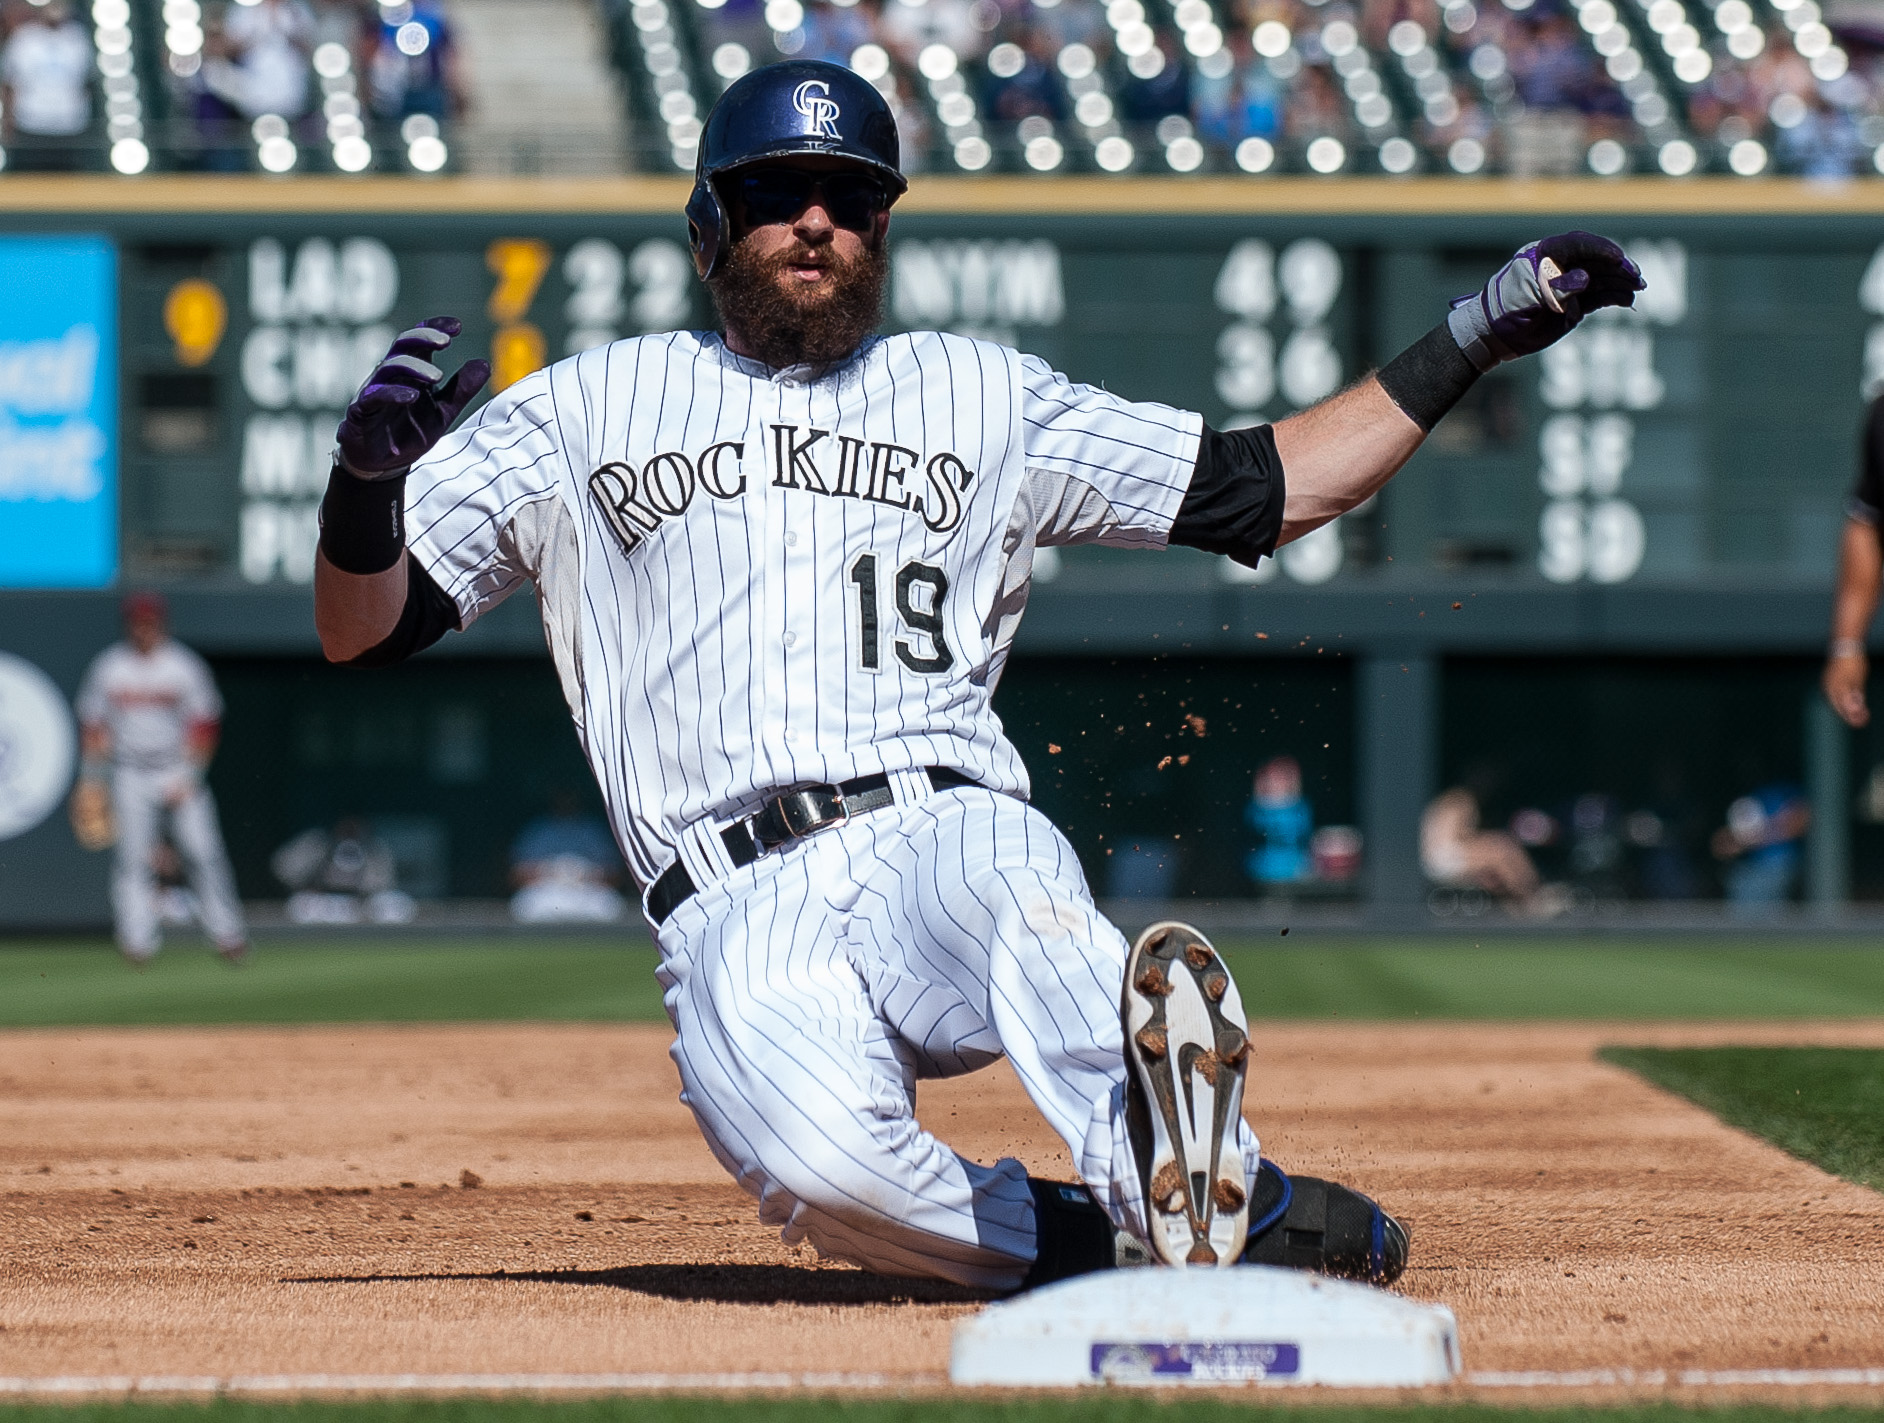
[75,591,249,965]
[312,61,1642,1291]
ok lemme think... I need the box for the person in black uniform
[1825,396,1884,727]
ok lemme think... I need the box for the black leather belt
[647,767,979,924]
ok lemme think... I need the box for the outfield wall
[2,176,1880,925]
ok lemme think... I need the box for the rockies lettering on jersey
[402,330,1201,892]
[588,425,973,552]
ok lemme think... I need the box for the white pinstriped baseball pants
[654,784,1261,1291]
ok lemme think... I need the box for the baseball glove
[70,779,116,851]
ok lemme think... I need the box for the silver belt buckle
[775,788,847,838]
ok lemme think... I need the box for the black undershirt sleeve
[342,552,462,668]
[1850,394,1884,526]
[1169,423,1287,569]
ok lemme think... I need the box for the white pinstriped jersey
[404,330,1202,891]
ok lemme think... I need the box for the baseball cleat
[1017,1177,1120,1291]
[1241,1160,1411,1285]
[1122,920,1250,1267]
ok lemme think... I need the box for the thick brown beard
[709,236,888,369]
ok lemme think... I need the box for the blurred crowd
[1419,768,1814,917]
[672,0,1884,175]
[1108,740,1819,912]
[1,0,94,166]
[5,0,1884,178]
[175,0,465,169]
[0,0,464,172]
[267,793,627,925]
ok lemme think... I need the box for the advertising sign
[0,651,76,842]
[0,235,118,589]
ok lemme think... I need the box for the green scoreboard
[83,178,1878,605]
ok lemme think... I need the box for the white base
[949,1265,1461,1388]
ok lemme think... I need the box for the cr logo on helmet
[793,80,842,138]
[685,60,908,279]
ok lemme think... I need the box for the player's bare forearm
[1264,234,1642,551]
[314,551,407,663]
[1824,518,1882,725]
[1830,519,1881,644]
[1271,377,1424,546]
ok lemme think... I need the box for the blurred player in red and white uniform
[75,592,248,965]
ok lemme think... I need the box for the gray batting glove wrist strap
[335,450,412,483]
[1446,301,1502,374]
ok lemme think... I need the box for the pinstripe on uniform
[400,329,1260,1287]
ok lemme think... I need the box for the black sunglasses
[735,168,891,232]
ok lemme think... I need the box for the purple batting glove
[333,316,492,480]
[1447,232,1646,373]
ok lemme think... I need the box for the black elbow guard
[343,553,462,668]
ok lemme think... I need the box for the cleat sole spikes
[1122,920,1252,1268]
[1151,1161,1184,1210]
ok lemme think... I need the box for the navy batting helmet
[686,60,907,279]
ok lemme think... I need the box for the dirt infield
[4,1018,1884,1390]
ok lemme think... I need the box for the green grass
[1601,1046,1884,1191]
[0,940,668,1027]
[1218,941,1884,1022]
[3,1403,1884,1423]
[7,937,1884,1029]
